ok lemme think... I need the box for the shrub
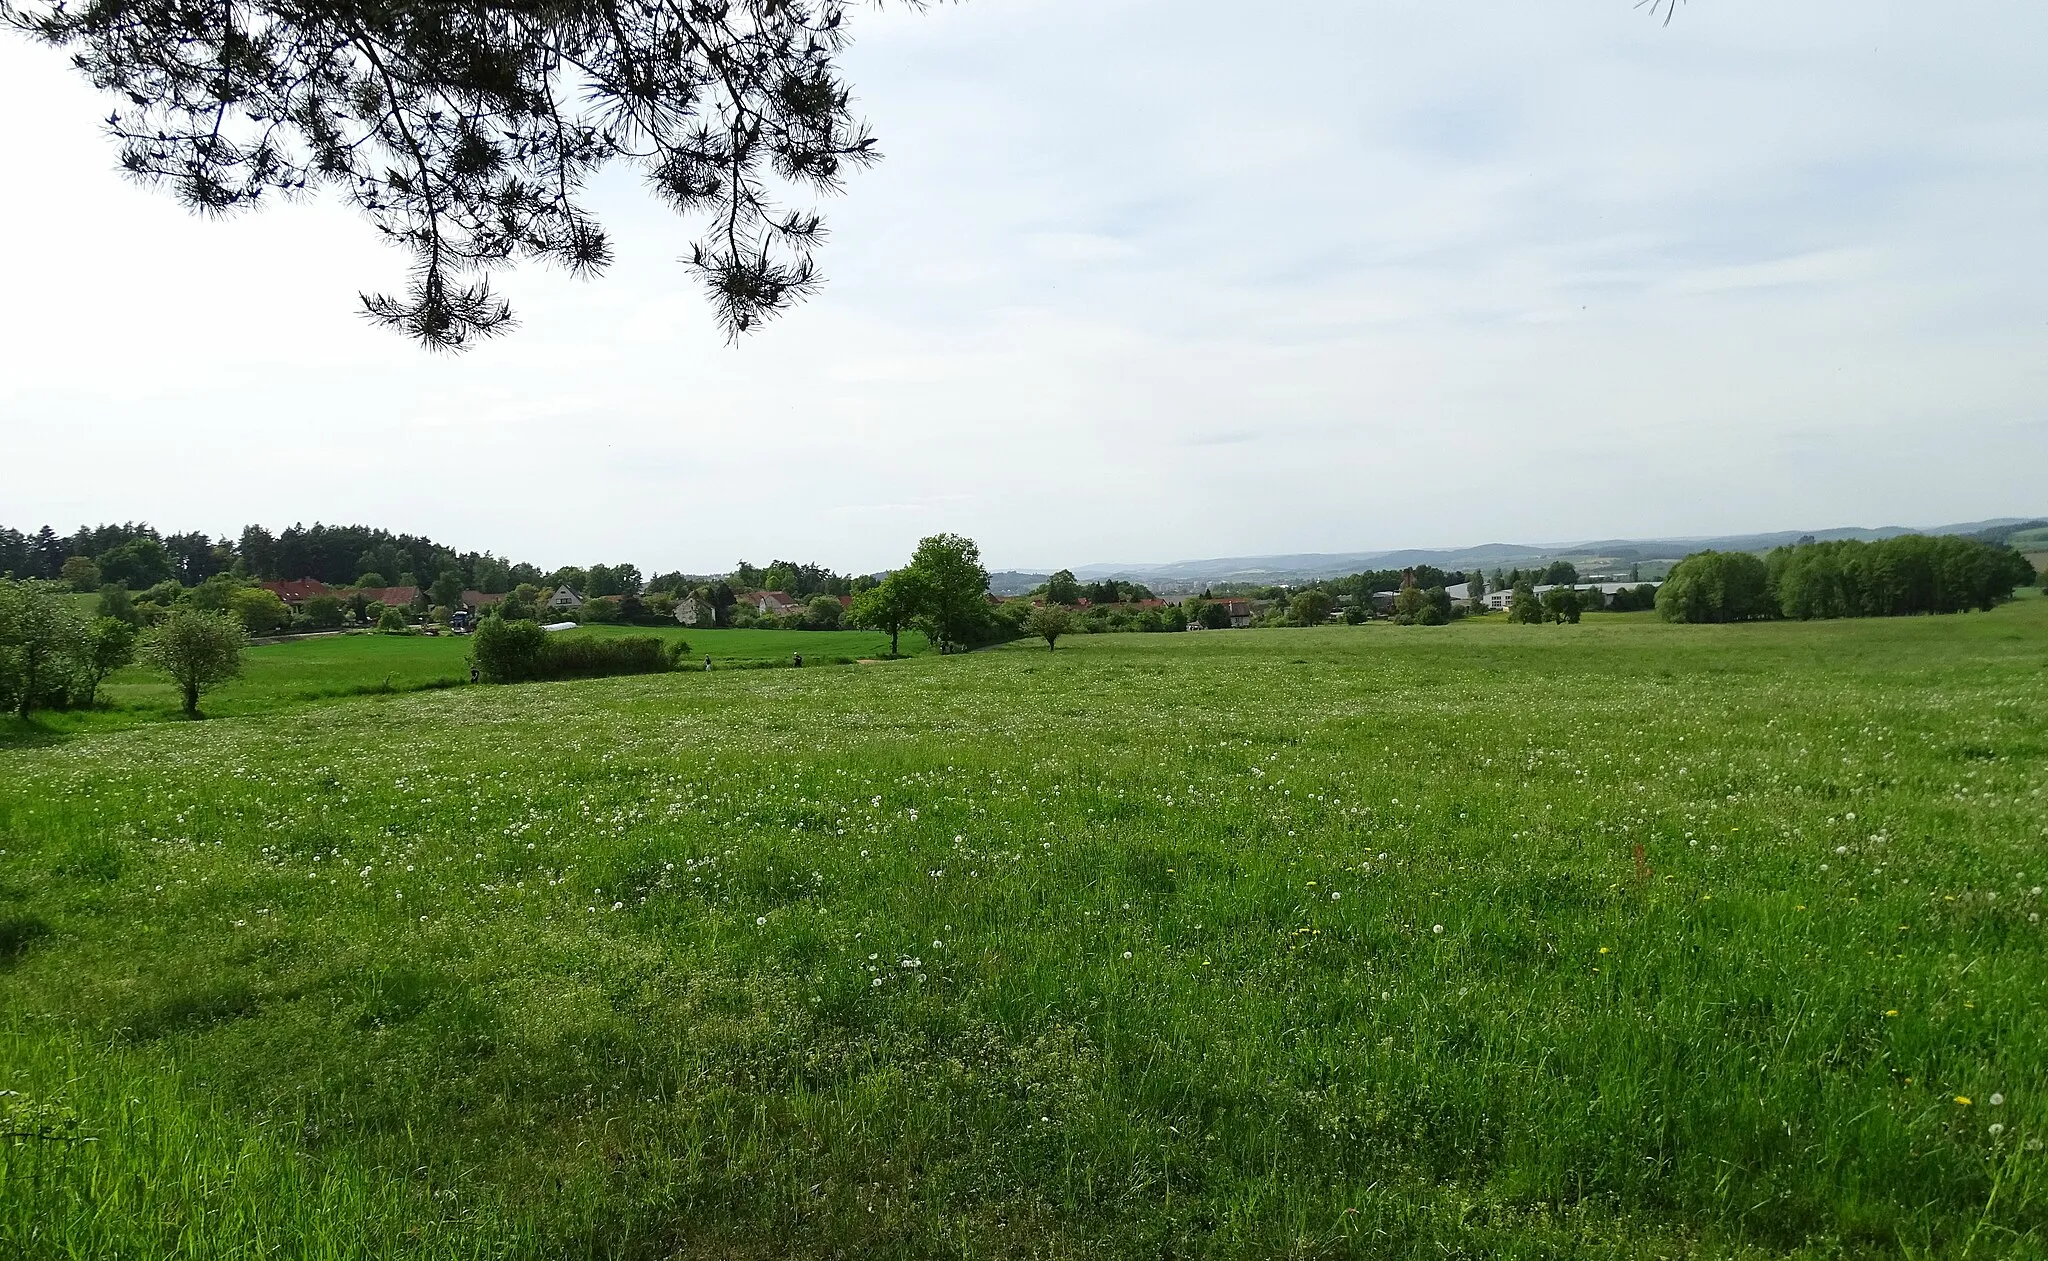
[471,617,548,682]
[97,582,140,625]
[304,594,345,629]
[229,586,292,636]
[472,619,683,683]
[804,595,843,629]
[376,607,409,633]
[537,634,678,680]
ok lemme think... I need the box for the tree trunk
[182,680,200,718]
[890,626,899,657]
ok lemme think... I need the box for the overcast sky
[2,1,2044,575]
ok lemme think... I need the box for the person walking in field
[704,655,712,671]
[793,652,802,668]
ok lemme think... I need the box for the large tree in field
[144,608,247,717]
[903,533,988,654]
[6,0,888,348]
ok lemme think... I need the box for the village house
[738,590,803,618]
[357,585,420,609]
[259,579,331,607]
[547,587,584,611]
[1202,597,1253,628]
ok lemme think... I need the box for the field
[3,603,2047,1257]
[29,625,929,733]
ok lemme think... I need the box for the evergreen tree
[13,0,895,347]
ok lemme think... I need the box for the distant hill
[986,570,1054,597]
[1066,518,2044,588]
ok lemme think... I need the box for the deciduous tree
[903,534,988,653]
[59,555,100,591]
[1289,589,1334,626]
[0,579,88,716]
[80,617,139,706]
[143,607,246,717]
[805,594,844,629]
[850,571,923,658]
[1028,604,1073,651]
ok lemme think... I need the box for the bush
[472,619,684,683]
[304,594,345,629]
[804,595,843,629]
[538,634,679,680]
[376,607,409,633]
[470,617,549,682]
[229,586,292,636]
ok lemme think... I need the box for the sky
[2,0,2044,575]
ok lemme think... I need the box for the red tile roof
[260,579,330,603]
[356,586,419,607]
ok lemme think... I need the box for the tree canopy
[902,533,987,653]
[142,606,247,717]
[8,0,886,348]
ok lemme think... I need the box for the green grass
[4,606,2047,1256]
[12,625,930,737]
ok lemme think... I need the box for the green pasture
[21,625,929,735]
[3,605,2047,1257]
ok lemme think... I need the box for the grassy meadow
[3,602,2047,1257]
[21,625,929,734]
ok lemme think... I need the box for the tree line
[0,518,896,635]
[1656,536,2038,624]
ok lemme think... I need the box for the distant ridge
[1059,518,2042,587]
